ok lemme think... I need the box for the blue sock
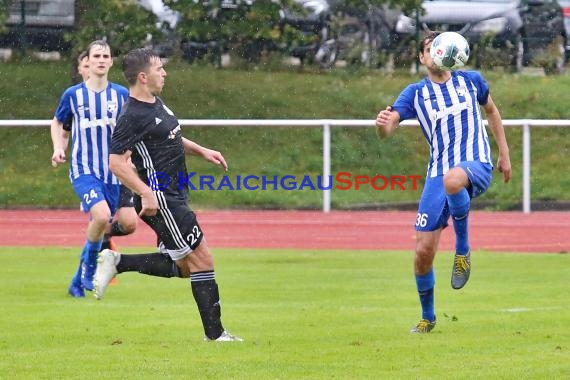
[81,239,103,269]
[447,188,470,255]
[70,260,83,287]
[71,245,92,287]
[80,245,88,262]
[415,269,435,322]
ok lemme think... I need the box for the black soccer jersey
[111,96,188,204]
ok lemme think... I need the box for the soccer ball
[430,32,470,70]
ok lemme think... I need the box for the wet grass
[0,247,568,379]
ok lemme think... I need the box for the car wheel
[357,30,381,66]
[314,39,338,69]
[511,34,524,73]
[544,36,566,75]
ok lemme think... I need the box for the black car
[397,0,567,72]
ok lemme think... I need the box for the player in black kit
[95,48,242,342]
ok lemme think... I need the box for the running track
[0,210,568,253]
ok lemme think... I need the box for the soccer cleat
[451,251,471,289]
[94,249,120,300]
[68,283,85,298]
[204,331,243,342]
[410,319,436,333]
[108,239,119,285]
[81,262,96,291]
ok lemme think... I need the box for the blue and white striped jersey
[392,71,493,178]
[55,82,128,184]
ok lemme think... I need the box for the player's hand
[51,149,66,167]
[139,189,159,217]
[375,106,393,127]
[376,106,399,138]
[497,153,512,183]
[203,149,228,171]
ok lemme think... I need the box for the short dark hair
[77,50,88,65]
[419,32,440,54]
[86,40,110,57]
[122,48,160,85]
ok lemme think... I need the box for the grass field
[0,247,568,379]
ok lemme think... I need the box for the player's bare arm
[483,95,512,183]
[109,151,159,217]
[182,137,228,171]
[50,117,69,167]
[375,106,400,138]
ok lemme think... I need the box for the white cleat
[94,249,120,300]
[204,330,243,342]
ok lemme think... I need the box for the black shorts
[118,185,135,208]
[138,199,204,260]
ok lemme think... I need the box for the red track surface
[0,210,568,252]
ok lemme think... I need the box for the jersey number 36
[415,213,428,228]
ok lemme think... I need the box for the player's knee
[174,261,191,278]
[119,219,137,234]
[195,253,215,270]
[443,171,465,194]
[114,208,138,234]
[188,248,215,272]
[92,210,112,227]
[415,244,436,266]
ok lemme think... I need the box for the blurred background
[1,0,570,212]
[1,0,569,72]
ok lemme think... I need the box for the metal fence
[3,118,569,213]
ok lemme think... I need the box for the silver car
[397,0,567,72]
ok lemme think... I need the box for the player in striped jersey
[376,32,512,333]
[51,40,137,298]
[62,50,135,260]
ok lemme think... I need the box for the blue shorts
[415,161,492,232]
[72,175,121,215]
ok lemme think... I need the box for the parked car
[333,5,410,66]
[278,0,338,68]
[396,0,567,72]
[0,0,74,51]
[557,0,570,55]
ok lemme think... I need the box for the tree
[0,0,13,34]
[69,0,163,58]
[163,0,311,65]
